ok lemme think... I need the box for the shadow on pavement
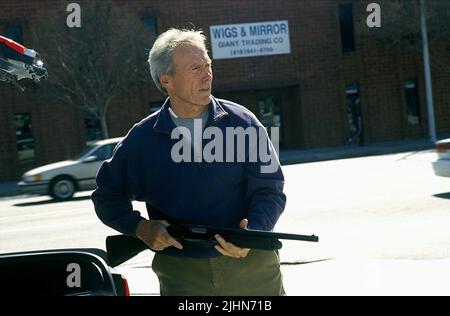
[13,195,91,207]
[281,258,332,265]
[433,192,450,200]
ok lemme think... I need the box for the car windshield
[72,145,96,160]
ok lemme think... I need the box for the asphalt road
[279,150,450,263]
[1,150,449,295]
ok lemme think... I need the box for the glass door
[256,96,284,149]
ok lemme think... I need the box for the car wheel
[50,177,76,200]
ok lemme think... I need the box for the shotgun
[106,224,319,267]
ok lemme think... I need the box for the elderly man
[92,28,287,296]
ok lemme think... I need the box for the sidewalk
[279,137,434,165]
[0,137,435,198]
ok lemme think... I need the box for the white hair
[148,28,207,94]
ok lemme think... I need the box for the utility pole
[420,0,437,143]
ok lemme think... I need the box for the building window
[142,17,158,43]
[344,83,364,146]
[404,79,421,125]
[339,4,355,52]
[84,112,102,145]
[14,113,35,166]
[4,25,23,44]
[256,96,284,148]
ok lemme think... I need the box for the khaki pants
[152,249,285,296]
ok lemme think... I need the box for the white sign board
[209,20,291,60]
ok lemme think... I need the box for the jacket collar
[153,96,228,134]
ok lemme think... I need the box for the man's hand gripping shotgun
[106,224,319,267]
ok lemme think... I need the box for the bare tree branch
[32,0,152,139]
[356,0,450,73]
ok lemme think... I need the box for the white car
[432,138,450,177]
[18,137,122,200]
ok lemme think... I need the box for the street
[279,150,450,262]
[1,150,450,295]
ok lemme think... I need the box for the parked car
[432,138,450,177]
[0,247,130,296]
[18,137,122,200]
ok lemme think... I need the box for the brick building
[1,0,449,181]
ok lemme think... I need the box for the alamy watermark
[66,263,81,288]
[64,3,380,29]
[66,3,81,28]
[170,119,280,174]
[366,3,381,28]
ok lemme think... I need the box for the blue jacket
[92,96,286,258]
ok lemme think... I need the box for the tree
[33,0,153,139]
[357,0,450,73]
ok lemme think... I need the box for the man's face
[161,44,213,109]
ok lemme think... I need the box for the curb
[0,182,21,198]
[280,142,433,165]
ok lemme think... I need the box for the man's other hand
[214,218,251,258]
[136,219,183,251]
